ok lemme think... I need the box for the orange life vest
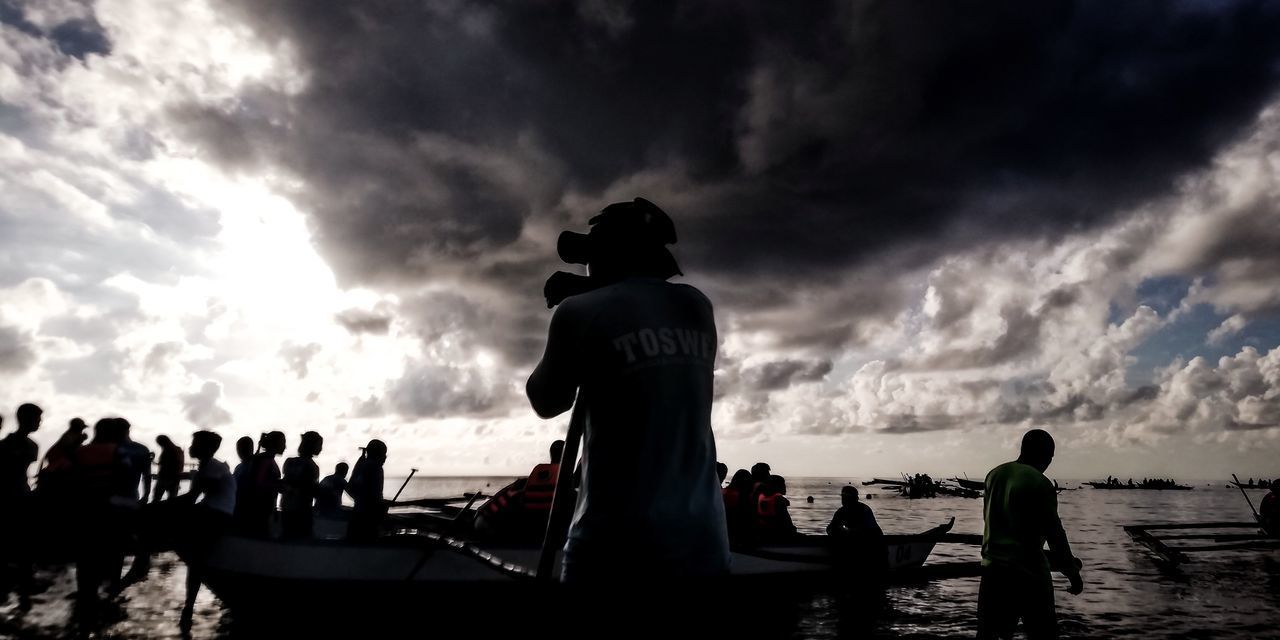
[756,492,791,529]
[74,443,119,499]
[523,463,559,511]
[722,487,741,511]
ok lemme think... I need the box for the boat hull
[193,521,958,615]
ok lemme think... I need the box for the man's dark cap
[557,197,681,277]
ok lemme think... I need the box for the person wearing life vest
[722,469,753,543]
[756,474,796,541]
[38,417,86,497]
[523,439,566,515]
[72,418,127,606]
[749,462,772,505]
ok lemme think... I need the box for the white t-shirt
[195,458,236,516]
[529,277,729,577]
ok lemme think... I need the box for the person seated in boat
[281,431,324,539]
[722,469,754,542]
[346,439,388,542]
[750,462,772,504]
[978,429,1083,640]
[522,439,566,516]
[152,435,185,503]
[175,430,236,629]
[827,486,886,576]
[827,486,881,539]
[525,197,729,584]
[315,462,349,517]
[756,474,797,541]
[236,431,285,538]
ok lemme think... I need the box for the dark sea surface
[2,476,1276,639]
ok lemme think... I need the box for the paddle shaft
[1233,474,1260,519]
[392,468,419,502]
[537,395,586,581]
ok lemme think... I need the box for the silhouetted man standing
[0,403,41,608]
[526,198,729,584]
[978,429,1083,640]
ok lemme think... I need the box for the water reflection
[1,477,1276,639]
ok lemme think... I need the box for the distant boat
[948,477,985,492]
[1085,481,1193,491]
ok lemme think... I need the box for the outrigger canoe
[1084,481,1193,490]
[188,519,969,615]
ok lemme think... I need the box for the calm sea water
[2,476,1276,639]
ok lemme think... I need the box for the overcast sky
[3,0,1280,479]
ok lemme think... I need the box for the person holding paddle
[526,197,729,585]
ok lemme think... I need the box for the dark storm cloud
[742,359,833,392]
[279,342,321,379]
[0,1,111,60]
[182,0,1280,367]
[181,381,232,428]
[0,325,36,373]
[334,308,393,336]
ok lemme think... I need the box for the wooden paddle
[537,395,586,582]
[1232,474,1261,523]
[392,468,419,502]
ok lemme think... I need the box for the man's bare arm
[526,304,580,418]
[1044,488,1084,594]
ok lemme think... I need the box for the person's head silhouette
[751,462,771,484]
[189,431,223,462]
[1017,429,1055,473]
[550,439,565,464]
[841,485,859,506]
[364,439,387,465]
[716,462,729,483]
[235,436,253,463]
[334,462,350,478]
[299,431,323,457]
[260,431,286,456]
[16,403,42,434]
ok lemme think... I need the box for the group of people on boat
[1101,476,1185,489]
[0,402,396,626]
[720,462,800,543]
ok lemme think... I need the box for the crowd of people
[0,402,392,627]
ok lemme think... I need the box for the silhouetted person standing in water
[73,418,127,608]
[0,403,42,608]
[153,435,185,503]
[239,431,285,538]
[978,429,1083,640]
[316,462,349,517]
[281,431,323,539]
[526,198,729,584]
[176,430,235,629]
[346,439,388,541]
[40,416,86,482]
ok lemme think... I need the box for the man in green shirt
[978,429,1083,639]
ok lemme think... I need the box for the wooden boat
[1123,522,1279,565]
[188,519,971,615]
[948,477,985,492]
[1085,481,1193,490]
